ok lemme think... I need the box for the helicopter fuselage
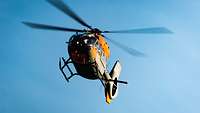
[68,33,110,80]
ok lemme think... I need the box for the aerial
[1,0,200,113]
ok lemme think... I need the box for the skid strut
[59,57,78,82]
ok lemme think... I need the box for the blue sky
[1,0,200,113]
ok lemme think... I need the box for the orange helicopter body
[68,33,110,80]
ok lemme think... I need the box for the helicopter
[23,0,172,104]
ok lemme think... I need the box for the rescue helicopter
[23,0,172,104]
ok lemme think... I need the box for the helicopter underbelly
[73,63,99,80]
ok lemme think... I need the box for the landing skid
[59,57,78,82]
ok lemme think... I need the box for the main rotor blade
[103,27,173,34]
[47,0,92,29]
[22,21,85,32]
[105,37,146,57]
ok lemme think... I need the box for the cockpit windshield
[84,38,96,45]
[83,36,97,46]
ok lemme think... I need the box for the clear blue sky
[1,0,200,113]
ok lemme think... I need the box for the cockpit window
[83,37,97,46]
[88,37,97,45]
[84,39,88,44]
